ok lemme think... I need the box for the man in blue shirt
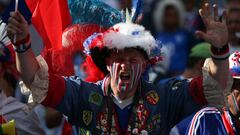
[7,3,233,134]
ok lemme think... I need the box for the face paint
[110,63,120,84]
[119,82,127,92]
[130,63,143,90]
[110,62,143,92]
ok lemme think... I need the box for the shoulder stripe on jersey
[188,107,219,135]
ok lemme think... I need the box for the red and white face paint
[109,62,143,92]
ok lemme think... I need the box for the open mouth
[120,72,131,82]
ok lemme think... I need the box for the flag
[1,0,123,77]
[1,0,72,50]
[0,120,16,135]
[1,0,123,50]
[25,0,72,49]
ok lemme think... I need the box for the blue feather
[68,0,123,28]
[132,0,143,23]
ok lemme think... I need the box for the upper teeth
[121,73,129,76]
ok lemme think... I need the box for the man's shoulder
[66,76,102,87]
[64,76,104,96]
[156,77,190,91]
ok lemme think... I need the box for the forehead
[108,48,147,59]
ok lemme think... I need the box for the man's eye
[131,59,138,63]
[115,59,123,62]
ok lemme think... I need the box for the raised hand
[196,3,228,48]
[7,11,29,43]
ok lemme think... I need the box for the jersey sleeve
[42,71,103,125]
[170,107,228,135]
[185,107,228,135]
[53,76,102,125]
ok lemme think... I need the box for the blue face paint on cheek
[120,63,143,92]
[110,62,121,86]
[110,62,143,92]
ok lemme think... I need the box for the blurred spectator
[140,0,158,34]
[73,51,86,79]
[0,23,45,134]
[0,0,28,103]
[182,0,205,33]
[227,6,240,52]
[157,42,210,84]
[0,39,17,98]
[1,4,70,134]
[150,0,198,81]
[181,42,211,79]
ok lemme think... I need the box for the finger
[8,17,22,28]
[201,4,207,18]
[205,3,211,17]
[7,27,17,35]
[16,11,28,24]
[195,31,210,41]
[8,23,23,34]
[221,10,227,24]
[10,12,21,22]
[213,4,219,21]
[199,9,210,28]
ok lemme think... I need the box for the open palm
[196,3,228,48]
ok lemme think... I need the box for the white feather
[103,23,157,56]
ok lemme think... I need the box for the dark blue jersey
[41,73,205,134]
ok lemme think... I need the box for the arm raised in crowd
[7,11,39,87]
[196,4,230,90]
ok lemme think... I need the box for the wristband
[14,34,30,46]
[210,44,230,60]
[13,34,31,53]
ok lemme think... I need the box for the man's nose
[120,61,130,70]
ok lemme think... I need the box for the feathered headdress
[43,0,161,82]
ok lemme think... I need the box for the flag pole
[13,0,19,44]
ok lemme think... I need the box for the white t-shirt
[0,92,45,135]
